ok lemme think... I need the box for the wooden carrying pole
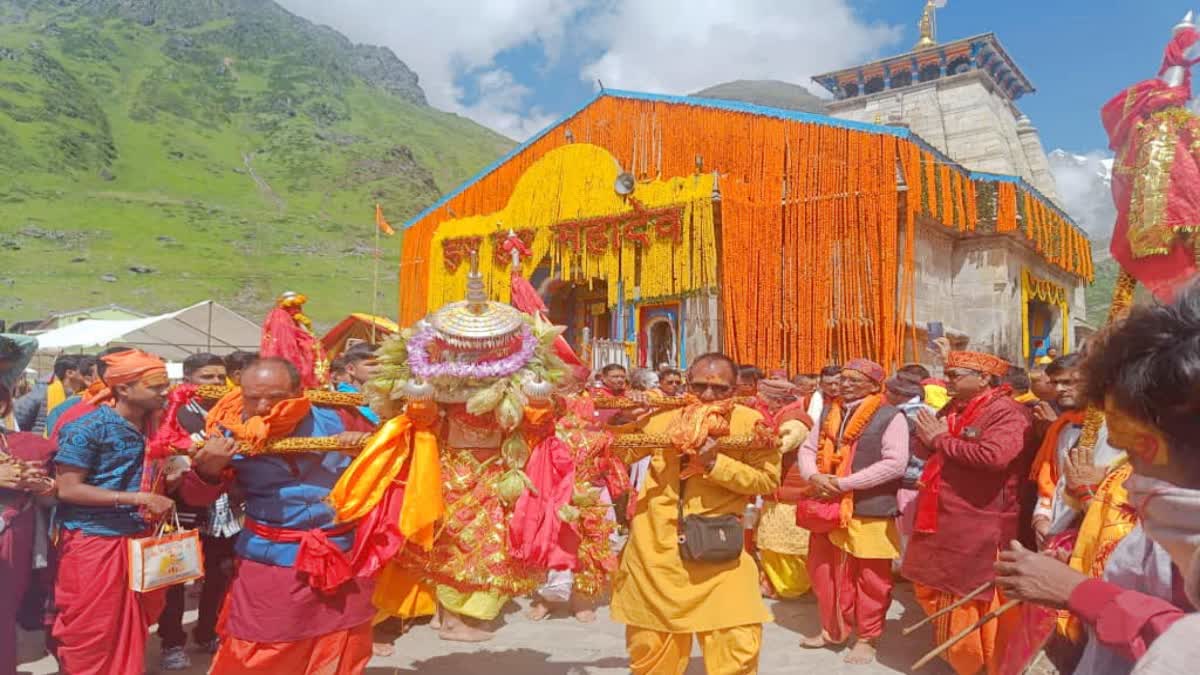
[912,599,1021,671]
[901,581,993,636]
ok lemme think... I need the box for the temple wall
[827,71,1059,202]
[908,223,1086,365]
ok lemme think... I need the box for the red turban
[843,358,885,384]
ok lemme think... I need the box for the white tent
[34,300,260,360]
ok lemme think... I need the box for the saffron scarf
[915,386,1011,534]
[1027,408,1087,503]
[204,388,312,450]
[667,399,735,453]
[328,400,444,551]
[817,394,884,527]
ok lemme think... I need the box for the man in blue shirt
[52,349,234,675]
[204,357,375,674]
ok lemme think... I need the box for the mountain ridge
[0,0,514,327]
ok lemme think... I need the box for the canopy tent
[33,300,260,361]
[320,313,399,358]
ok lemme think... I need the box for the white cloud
[276,0,902,140]
[581,0,902,96]
[1047,149,1116,246]
[276,0,589,139]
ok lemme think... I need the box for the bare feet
[570,595,597,624]
[844,640,877,665]
[372,642,395,657]
[799,630,841,649]
[438,623,495,643]
[525,599,554,621]
[437,610,495,643]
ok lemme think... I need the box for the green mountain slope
[0,0,513,327]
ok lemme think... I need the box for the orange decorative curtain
[399,94,1091,369]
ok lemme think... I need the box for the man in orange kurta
[610,353,780,674]
[904,351,1037,675]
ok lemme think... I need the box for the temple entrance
[537,272,612,353]
[1026,299,1059,365]
[639,303,680,369]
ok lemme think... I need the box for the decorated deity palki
[328,250,596,635]
[260,291,330,388]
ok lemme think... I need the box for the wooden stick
[911,599,1021,671]
[901,581,993,636]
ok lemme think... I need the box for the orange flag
[375,203,395,236]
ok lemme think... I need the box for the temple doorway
[538,274,612,353]
[1026,299,1059,365]
[639,304,680,369]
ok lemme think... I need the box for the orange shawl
[817,394,884,526]
[667,399,734,453]
[205,388,312,450]
[1028,408,1087,501]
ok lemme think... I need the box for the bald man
[204,358,374,674]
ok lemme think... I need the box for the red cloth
[344,453,410,582]
[1102,28,1200,300]
[52,529,167,675]
[808,533,894,642]
[210,620,372,675]
[509,434,580,570]
[333,407,377,433]
[220,558,376,644]
[903,392,1035,597]
[0,432,52,674]
[509,270,588,380]
[914,385,1012,534]
[1066,578,1188,662]
[243,518,357,594]
[768,400,814,503]
[148,384,198,460]
[261,306,324,389]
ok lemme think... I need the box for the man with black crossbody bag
[608,352,782,674]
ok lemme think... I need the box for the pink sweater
[798,404,909,492]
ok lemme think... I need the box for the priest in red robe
[903,350,1037,675]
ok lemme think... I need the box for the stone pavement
[17,583,951,674]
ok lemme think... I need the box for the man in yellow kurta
[610,352,781,675]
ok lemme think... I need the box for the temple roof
[404,88,1074,231]
[811,33,1036,103]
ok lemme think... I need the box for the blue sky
[468,1,1183,153]
[280,0,1184,155]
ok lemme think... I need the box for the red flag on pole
[375,203,395,236]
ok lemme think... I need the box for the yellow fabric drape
[328,406,444,550]
[424,144,717,311]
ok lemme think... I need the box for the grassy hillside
[0,0,513,328]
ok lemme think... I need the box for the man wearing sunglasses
[609,353,781,674]
[903,351,1036,675]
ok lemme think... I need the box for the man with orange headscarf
[52,350,234,675]
[204,357,373,675]
[903,350,1037,675]
[797,358,909,665]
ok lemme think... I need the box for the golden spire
[915,0,938,50]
